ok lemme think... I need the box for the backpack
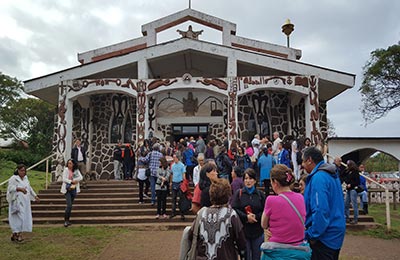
[216,154,225,172]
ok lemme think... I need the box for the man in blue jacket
[302,147,346,260]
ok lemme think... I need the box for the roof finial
[189,0,191,9]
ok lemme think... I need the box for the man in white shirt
[271,131,282,160]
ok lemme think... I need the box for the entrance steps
[2,180,379,231]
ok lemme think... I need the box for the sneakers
[138,201,143,204]
[163,214,168,219]
[349,220,358,225]
[155,214,160,219]
[64,221,69,227]
[143,193,150,199]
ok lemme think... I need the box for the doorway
[172,124,208,142]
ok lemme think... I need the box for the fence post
[46,158,49,190]
[0,190,2,215]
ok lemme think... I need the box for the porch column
[305,76,322,144]
[227,57,237,77]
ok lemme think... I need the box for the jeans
[138,178,150,202]
[263,179,271,197]
[171,183,183,216]
[156,190,168,215]
[310,240,340,260]
[149,175,157,204]
[113,160,122,180]
[246,234,264,260]
[345,189,358,222]
[64,190,77,221]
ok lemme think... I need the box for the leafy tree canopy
[359,42,400,124]
[0,72,23,107]
[0,98,55,156]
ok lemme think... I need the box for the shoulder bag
[179,207,205,260]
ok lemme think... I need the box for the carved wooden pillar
[305,76,322,144]
[227,77,239,143]
[136,80,147,145]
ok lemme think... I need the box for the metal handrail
[326,153,391,231]
[0,154,53,189]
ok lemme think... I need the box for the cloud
[0,0,399,137]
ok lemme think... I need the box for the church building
[24,8,355,178]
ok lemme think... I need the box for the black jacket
[71,145,87,163]
[232,188,266,239]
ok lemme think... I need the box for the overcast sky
[1,0,399,137]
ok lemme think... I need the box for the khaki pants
[77,161,87,181]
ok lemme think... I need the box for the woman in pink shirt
[261,164,306,245]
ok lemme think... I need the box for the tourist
[193,153,205,186]
[232,168,266,260]
[227,139,239,161]
[61,159,83,227]
[344,160,360,224]
[215,146,233,181]
[291,139,301,181]
[188,178,246,259]
[204,139,215,159]
[136,150,150,204]
[122,143,135,180]
[71,138,87,188]
[298,173,308,195]
[7,164,40,242]
[141,143,163,206]
[112,140,123,180]
[182,142,196,184]
[170,154,186,220]
[260,164,309,259]
[271,132,282,161]
[195,135,206,155]
[230,166,244,196]
[244,141,254,157]
[191,161,218,214]
[155,157,171,219]
[358,164,369,214]
[235,146,252,172]
[303,137,312,151]
[258,145,276,197]
[302,147,345,260]
[277,142,291,168]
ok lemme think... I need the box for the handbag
[66,183,76,191]
[145,152,152,177]
[145,168,151,177]
[179,207,205,260]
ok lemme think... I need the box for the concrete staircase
[30,180,194,230]
[2,180,379,231]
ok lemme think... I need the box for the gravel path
[97,231,400,260]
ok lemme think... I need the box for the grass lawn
[0,226,127,260]
[349,203,400,239]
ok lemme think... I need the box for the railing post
[0,190,2,215]
[46,158,49,190]
[385,189,391,231]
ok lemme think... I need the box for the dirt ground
[97,230,400,260]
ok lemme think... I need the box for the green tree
[0,72,23,107]
[365,152,397,172]
[0,98,55,157]
[359,42,400,124]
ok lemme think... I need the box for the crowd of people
[6,131,372,260]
